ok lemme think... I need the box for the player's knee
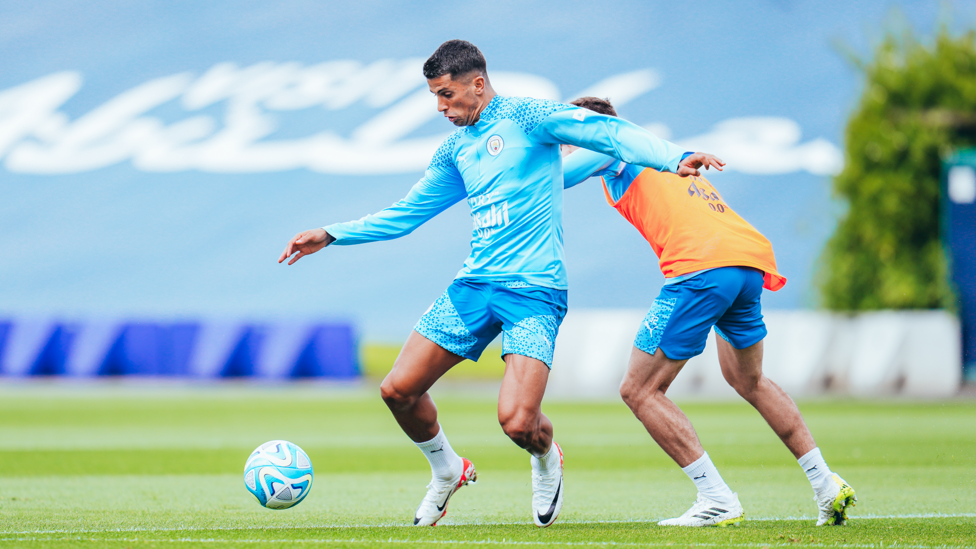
[619,368,666,410]
[726,370,762,398]
[499,411,536,448]
[379,378,416,411]
[619,377,640,409]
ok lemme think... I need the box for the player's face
[428,72,487,127]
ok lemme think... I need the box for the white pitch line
[0,537,972,549]
[749,513,976,521]
[1,513,973,536]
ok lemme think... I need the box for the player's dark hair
[570,97,617,117]
[423,40,488,80]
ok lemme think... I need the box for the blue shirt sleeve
[323,164,466,245]
[531,107,687,173]
[563,148,619,189]
[563,147,643,203]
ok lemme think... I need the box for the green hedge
[820,29,976,310]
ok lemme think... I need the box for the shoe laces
[422,477,455,502]
[684,493,736,517]
[532,466,560,487]
[681,494,712,517]
[531,467,560,505]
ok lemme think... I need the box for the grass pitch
[0,383,973,548]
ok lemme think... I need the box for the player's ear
[472,74,485,94]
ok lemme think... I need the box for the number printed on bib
[687,178,727,214]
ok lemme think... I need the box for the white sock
[531,442,560,474]
[798,447,833,494]
[415,427,462,483]
[682,452,736,505]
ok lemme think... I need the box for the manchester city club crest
[486,135,504,156]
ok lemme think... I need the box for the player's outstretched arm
[280,134,464,264]
[677,152,725,177]
[562,147,618,189]
[563,147,726,190]
[537,106,707,174]
[279,228,335,265]
[281,164,464,262]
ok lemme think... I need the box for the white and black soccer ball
[244,440,313,509]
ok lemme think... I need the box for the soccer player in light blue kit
[279,40,721,527]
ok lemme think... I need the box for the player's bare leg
[380,330,476,526]
[716,338,815,457]
[380,330,463,442]
[497,353,552,454]
[716,336,856,525]
[618,347,700,465]
[497,354,563,527]
[620,346,742,526]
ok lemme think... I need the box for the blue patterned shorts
[414,279,567,368]
[634,267,767,360]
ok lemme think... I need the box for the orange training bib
[602,168,786,291]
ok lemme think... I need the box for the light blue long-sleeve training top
[562,147,713,286]
[563,147,638,201]
[324,95,688,290]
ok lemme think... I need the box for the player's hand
[278,228,335,265]
[677,153,725,177]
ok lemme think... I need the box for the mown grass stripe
[3,513,974,535]
[0,536,972,549]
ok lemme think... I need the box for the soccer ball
[244,440,313,509]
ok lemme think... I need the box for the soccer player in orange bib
[562,97,856,527]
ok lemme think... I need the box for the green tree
[821,29,976,310]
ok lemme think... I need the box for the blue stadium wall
[0,321,359,379]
